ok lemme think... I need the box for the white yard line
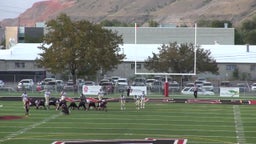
[0,113,61,143]
[233,105,246,144]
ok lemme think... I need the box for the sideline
[233,105,246,144]
[0,113,61,143]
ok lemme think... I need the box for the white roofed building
[0,43,46,82]
[1,43,256,81]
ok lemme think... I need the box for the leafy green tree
[148,19,159,27]
[144,42,218,74]
[37,13,125,86]
[197,19,232,28]
[234,29,244,44]
[236,16,256,44]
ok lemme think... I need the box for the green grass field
[0,99,256,144]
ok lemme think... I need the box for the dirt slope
[1,0,256,27]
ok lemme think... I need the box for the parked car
[146,79,156,89]
[0,80,4,87]
[184,82,194,88]
[132,82,146,86]
[151,80,163,92]
[194,80,204,87]
[116,78,128,92]
[116,78,128,85]
[83,81,96,86]
[99,79,111,85]
[196,77,207,82]
[251,83,256,91]
[76,78,85,88]
[237,83,249,92]
[201,81,214,91]
[100,81,114,94]
[64,80,77,91]
[56,80,64,87]
[132,77,146,85]
[168,82,180,92]
[220,81,231,87]
[181,87,215,95]
[43,78,56,83]
[44,81,57,91]
[17,79,34,91]
[111,76,120,84]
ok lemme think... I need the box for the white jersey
[98,90,104,100]
[60,91,66,101]
[60,95,66,101]
[21,93,28,101]
[44,91,51,107]
[120,94,126,101]
[44,91,51,98]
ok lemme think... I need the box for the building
[0,26,236,82]
[0,43,45,82]
[1,43,256,82]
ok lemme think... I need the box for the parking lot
[0,78,256,98]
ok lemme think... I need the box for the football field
[0,100,256,144]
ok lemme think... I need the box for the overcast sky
[0,0,44,20]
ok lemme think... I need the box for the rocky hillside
[1,0,256,27]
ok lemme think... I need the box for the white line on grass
[233,105,246,144]
[0,113,61,143]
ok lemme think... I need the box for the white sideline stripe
[0,113,61,143]
[233,105,246,144]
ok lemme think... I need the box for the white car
[146,79,156,89]
[0,80,4,87]
[201,81,214,91]
[17,79,34,91]
[251,83,256,91]
[116,78,129,92]
[181,87,215,96]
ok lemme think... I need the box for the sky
[0,0,44,20]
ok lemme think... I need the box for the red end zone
[52,138,188,144]
[0,115,24,120]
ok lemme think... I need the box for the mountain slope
[1,0,256,27]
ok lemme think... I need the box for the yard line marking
[0,113,61,143]
[233,105,246,144]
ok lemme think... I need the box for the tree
[197,19,232,28]
[148,19,159,27]
[37,13,125,88]
[144,42,219,74]
[237,16,256,44]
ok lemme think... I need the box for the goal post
[133,23,198,97]
[134,23,197,76]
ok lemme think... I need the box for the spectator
[127,86,131,97]
[194,83,198,98]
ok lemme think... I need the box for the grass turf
[0,100,256,144]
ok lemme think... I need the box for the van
[116,78,128,92]
[201,81,214,91]
[43,78,56,83]
[17,79,34,91]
